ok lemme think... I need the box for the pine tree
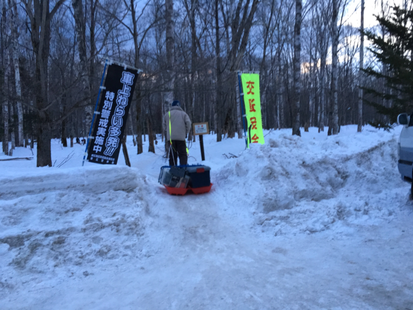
[362,6,413,124]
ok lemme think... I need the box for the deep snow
[1,125,413,309]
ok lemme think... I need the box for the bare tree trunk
[2,4,9,155]
[136,95,143,154]
[165,0,175,107]
[275,67,281,130]
[258,1,276,131]
[61,114,67,147]
[164,0,175,152]
[315,1,328,133]
[8,0,23,146]
[86,0,98,135]
[277,58,284,129]
[330,0,339,135]
[308,30,316,128]
[145,94,155,154]
[122,137,131,167]
[129,0,145,155]
[60,71,68,148]
[9,100,15,150]
[128,105,136,146]
[319,53,326,132]
[357,0,364,133]
[285,61,293,127]
[308,79,313,129]
[228,0,259,139]
[215,0,222,142]
[24,0,65,167]
[2,51,9,155]
[183,0,197,141]
[378,0,390,121]
[227,0,260,72]
[292,0,302,136]
[146,105,155,153]
[72,0,92,131]
[236,72,243,138]
[161,91,165,144]
[190,83,196,142]
[2,1,14,153]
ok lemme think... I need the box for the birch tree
[214,0,222,141]
[8,0,23,146]
[357,0,364,132]
[292,0,302,136]
[165,0,174,109]
[329,0,339,135]
[164,0,175,151]
[2,3,9,155]
[316,0,329,132]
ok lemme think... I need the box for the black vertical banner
[87,64,138,165]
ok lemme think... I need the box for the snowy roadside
[1,126,413,309]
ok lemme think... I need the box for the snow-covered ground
[1,125,412,309]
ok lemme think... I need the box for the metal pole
[199,134,205,161]
[82,59,108,166]
[238,73,248,148]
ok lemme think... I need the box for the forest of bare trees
[0,0,408,166]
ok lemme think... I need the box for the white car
[397,113,413,194]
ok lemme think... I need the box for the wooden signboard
[192,122,209,161]
[193,122,209,135]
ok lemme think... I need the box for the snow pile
[214,127,405,236]
[0,167,152,287]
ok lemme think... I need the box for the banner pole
[82,59,109,166]
[238,73,248,148]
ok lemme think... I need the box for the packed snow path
[1,126,413,309]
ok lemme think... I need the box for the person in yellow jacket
[163,100,191,166]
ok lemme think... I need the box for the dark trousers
[169,140,187,166]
